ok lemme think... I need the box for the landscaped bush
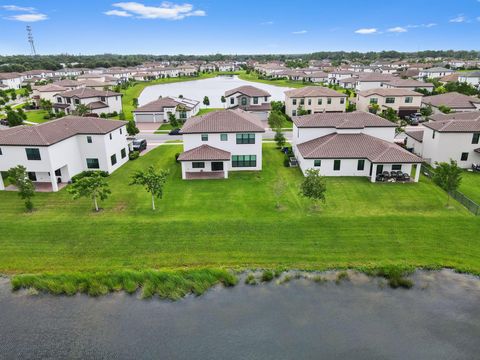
[71,170,108,183]
[129,151,140,160]
[261,270,274,282]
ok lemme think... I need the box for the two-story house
[421,92,480,113]
[381,78,435,92]
[0,72,23,90]
[356,88,423,118]
[284,86,347,117]
[458,72,480,88]
[52,88,123,115]
[133,96,200,123]
[224,85,271,120]
[177,109,265,179]
[32,84,68,106]
[0,116,129,192]
[418,67,455,79]
[292,112,422,182]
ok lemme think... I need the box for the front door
[376,165,384,175]
[211,162,224,171]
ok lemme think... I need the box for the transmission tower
[26,25,37,55]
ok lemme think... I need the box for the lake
[0,270,479,359]
[138,75,293,108]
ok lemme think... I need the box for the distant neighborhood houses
[133,96,200,123]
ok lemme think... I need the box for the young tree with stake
[7,165,35,211]
[68,172,111,212]
[130,166,169,210]
[433,160,462,207]
[300,169,327,210]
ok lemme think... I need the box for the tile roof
[225,85,270,97]
[86,101,108,110]
[297,133,422,163]
[230,103,272,112]
[0,116,126,146]
[292,111,397,128]
[422,92,480,109]
[405,130,424,142]
[53,79,82,87]
[177,144,231,161]
[181,109,265,134]
[0,72,23,80]
[285,86,347,98]
[58,87,121,99]
[383,78,434,88]
[423,118,480,132]
[356,73,396,82]
[429,111,480,122]
[358,88,423,97]
[133,97,198,112]
[35,84,67,92]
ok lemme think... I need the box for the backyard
[459,170,480,204]
[0,144,479,276]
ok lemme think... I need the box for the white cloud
[387,26,407,33]
[7,13,48,22]
[261,21,274,25]
[407,23,437,28]
[104,9,132,17]
[107,2,206,20]
[449,15,466,23]
[292,30,307,34]
[354,28,377,34]
[2,5,35,12]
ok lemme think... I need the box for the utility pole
[26,25,37,56]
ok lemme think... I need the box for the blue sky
[1,0,479,55]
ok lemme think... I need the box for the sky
[0,0,479,55]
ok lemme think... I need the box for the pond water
[138,75,293,108]
[0,270,479,359]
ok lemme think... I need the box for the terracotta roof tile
[225,85,270,97]
[285,86,347,98]
[422,92,480,109]
[177,144,231,161]
[181,109,265,134]
[293,111,396,128]
[405,130,424,143]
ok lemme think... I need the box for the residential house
[32,84,68,105]
[354,73,397,91]
[177,109,265,179]
[285,86,347,117]
[0,116,129,192]
[291,112,422,182]
[224,85,271,120]
[381,78,434,92]
[458,72,480,88]
[422,92,480,113]
[52,79,85,90]
[133,97,200,123]
[356,88,423,118]
[418,67,454,79]
[0,72,23,90]
[52,88,123,115]
[328,71,354,84]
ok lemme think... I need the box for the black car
[169,128,181,136]
[132,139,147,152]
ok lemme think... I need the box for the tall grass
[11,269,238,300]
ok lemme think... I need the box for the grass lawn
[459,171,480,204]
[198,107,223,115]
[25,109,50,124]
[238,71,308,88]
[1,144,479,277]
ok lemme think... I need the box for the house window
[405,96,413,103]
[333,159,341,171]
[318,98,322,105]
[392,164,402,170]
[264,96,268,101]
[236,133,255,144]
[101,96,106,102]
[386,97,395,104]
[86,158,100,169]
[74,99,80,105]
[120,128,123,135]
[432,131,435,139]
[292,99,297,105]
[111,154,117,166]
[461,152,469,161]
[232,155,257,167]
[308,99,312,105]
[370,98,378,104]
[25,148,41,161]
[109,133,112,140]
[292,110,297,116]
[230,98,234,105]
[472,133,480,144]
[340,98,345,104]
[357,159,365,171]
[121,148,127,159]
[314,159,321,167]
[300,99,305,105]
[253,97,258,104]
[179,111,187,119]
[67,98,71,104]
[327,98,332,104]
[201,134,208,141]
[57,97,62,103]
[192,162,205,168]
[0,147,3,155]
[241,97,247,106]
[220,134,228,141]
[87,136,92,143]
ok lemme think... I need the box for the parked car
[0,119,8,126]
[169,128,181,136]
[407,113,423,125]
[132,138,147,152]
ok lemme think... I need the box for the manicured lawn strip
[0,144,478,276]
[458,171,480,204]
[237,72,308,88]
[198,107,223,115]
[25,109,49,124]
[158,123,173,130]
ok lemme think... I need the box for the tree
[40,99,52,112]
[381,107,399,123]
[368,103,380,114]
[274,129,286,148]
[130,166,169,210]
[300,169,327,210]
[220,95,226,108]
[74,104,89,116]
[346,103,356,112]
[296,106,309,116]
[6,110,23,127]
[270,100,285,113]
[268,110,284,129]
[10,92,17,101]
[68,172,111,212]
[420,105,433,117]
[168,112,179,128]
[7,165,35,211]
[126,119,139,136]
[433,160,463,207]
[203,96,210,107]
[438,105,452,114]
[132,97,139,108]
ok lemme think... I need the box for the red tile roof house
[0,116,129,192]
[291,112,422,182]
[421,92,480,114]
[224,85,272,121]
[177,109,265,180]
[132,97,200,123]
[52,88,123,116]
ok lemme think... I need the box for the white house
[328,71,354,84]
[0,116,130,192]
[133,97,200,123]
[224,85,271,120]
[356,88,423,117]
[458,72,480,88]
[291,112,422,182]
[284,86,347,117]
[381,78,434,92]
[418,67,455,79]
[177,109,265,179]
[354,73,397,91]
[32,84,68,105]
[0,72,23,90]
[52,88,123,115]
[422,92,480,113]
[407,111,480,168]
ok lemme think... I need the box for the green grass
[458,171,480,204]
[25,109,50,124]
[238,72,309,88]
[198,107,223,115]
[157,123,173,130]
[0,144,479,278]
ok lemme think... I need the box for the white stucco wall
[285,95,346,116]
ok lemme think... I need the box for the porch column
[181,162,186,180]
[0,173,5,190]
[50,171,59,192]
[414,163,421,183]
[370,164,377,183]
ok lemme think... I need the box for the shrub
[175,152,181,163]
[43,114,51,120]
[245,274,258,285]
[335,271,349,284]
[261,270,274,282]
[129,151,140,160]
[71,170,108,183]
